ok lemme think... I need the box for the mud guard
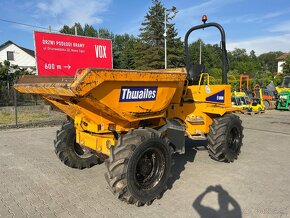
[158,119,185,154]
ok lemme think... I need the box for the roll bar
[184,22,228,84]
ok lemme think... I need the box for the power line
[0,18,58,32]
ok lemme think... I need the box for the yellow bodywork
[250,89,265,113]
[276,87,290,94]
[231,91,251,111]
[15,68,239,156]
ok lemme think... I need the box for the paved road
[0,110,290,218]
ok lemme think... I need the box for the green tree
[188,39,223,81]
[113,34,138,69]
[188,39,203,67]
[282,56,290,76]
[228,48,261,75]
[84,24,97,37]
[60,23,84,35]
[60,23,114,39]
[98,28,114,39]
[135,0,183,69]
[60,25,75,35]
[0,60,10,82]
[258,51,283,73]
[0,60,31,87]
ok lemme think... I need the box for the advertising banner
[34,31,113,76]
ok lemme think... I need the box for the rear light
[108,123,116,130]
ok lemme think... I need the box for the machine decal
[205,86,211,94]
[206,90,225,103]
[119,86,157,102]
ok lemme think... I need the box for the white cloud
[270,20,290,33]
[177,0,216,17]
[227,34,290,55]
[176,0,240,21]
[222,11,285,24]
[174,0,241,37]
[34,0,111,29]
[244,11,284,23]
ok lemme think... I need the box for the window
[7,51,14,61]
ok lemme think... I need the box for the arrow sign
[63,65,71,70]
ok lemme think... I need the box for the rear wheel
[207,114,243,162]
[105,128,172,206]
[54,120,102,169]
[263,100,270,110]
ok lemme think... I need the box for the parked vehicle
[277,91,290,111]
[15,17,244,206]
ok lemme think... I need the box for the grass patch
[0,110,62,125]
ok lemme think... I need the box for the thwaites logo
[206,90,225,103]
[119,86,157,102]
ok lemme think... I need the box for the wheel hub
[74,142,93,158]
[228,127,240,153]
[135,147,165,190]
[139,157,153,176]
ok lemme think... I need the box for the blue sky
[1,0,290,55]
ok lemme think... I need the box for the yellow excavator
[15,16,243,206]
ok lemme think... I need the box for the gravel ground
[0,110,289,218]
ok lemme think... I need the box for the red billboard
[34,31,113,76]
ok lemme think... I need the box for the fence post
[14,88,18,127]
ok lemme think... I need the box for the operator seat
[187,64,206,85]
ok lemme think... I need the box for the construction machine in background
[254,83,277,110]
[249,88,265,114]
[231,91,251,112]
[231,75,251,113]
[234,74,276,110]
[15,17,243,206]
[277,91,290,111]
[276,76,290,94]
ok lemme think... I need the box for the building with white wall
[0,41,36,74]
[277,53,290,74]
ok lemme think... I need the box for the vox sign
[34,31,113,76]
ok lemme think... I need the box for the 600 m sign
[34,31,113,76]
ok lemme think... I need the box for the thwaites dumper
[15,19,243,206]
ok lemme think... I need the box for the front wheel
[263,100,270,110]
[207,114,243,162]
[105,128,172,206]
[54,120,102,169]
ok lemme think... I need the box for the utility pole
[164,7,175,69]
[199,40,202,64]
[164,11,167,69]
[75,25,77,35]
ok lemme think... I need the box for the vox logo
[95,45,107,58]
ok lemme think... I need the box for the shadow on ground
[192,185,242,218]
[168,138,207,189]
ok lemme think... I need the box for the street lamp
[164,10,167,69]
[199,40,202,64]
[164,7,175,69]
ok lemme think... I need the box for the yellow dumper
[15,19,243,206]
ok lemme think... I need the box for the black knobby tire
[105,128,172,206]
[54,120,101,169]
[207,114,243,162]
[263,100,270,110]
